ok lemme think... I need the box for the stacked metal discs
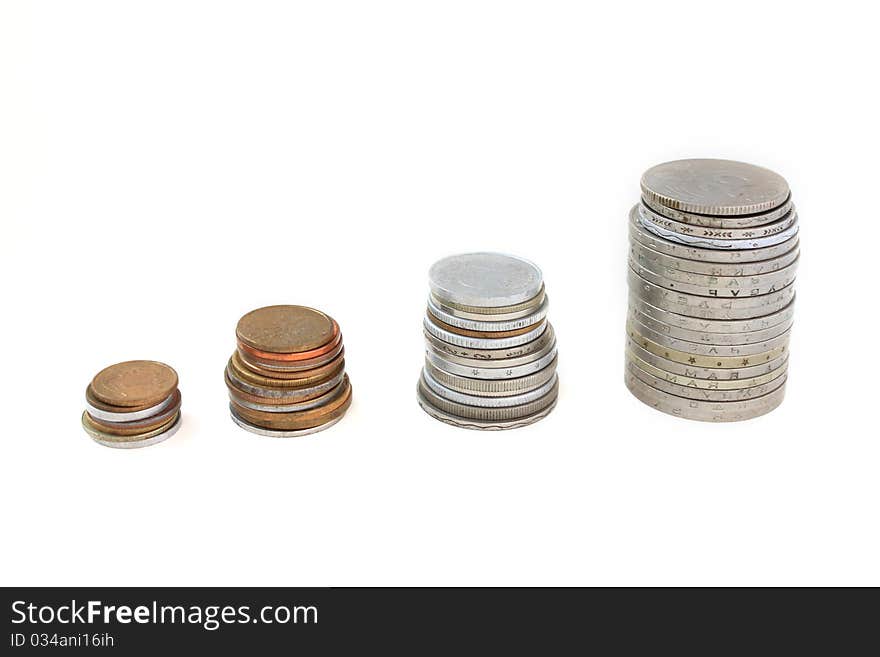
[226,305,352,437]
[417,252,559,430]
[82,360,183,448]
[625,159,799,422]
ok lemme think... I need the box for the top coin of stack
[82,360,183,448]
[417,252,559,430]
[226,305,352,437]
[625,158,799,421]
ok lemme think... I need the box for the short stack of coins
[417,252,559,430]
[625,158,799,421]
[226,305,352,437]
[83,360,183,448]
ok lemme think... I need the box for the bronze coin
[236,329,342,362]
[90,360,179,408]
[85,383,170,414]
[82,409,180,439]
[230,376,352,430]
[87,390,183,435]
[236,305,337,354]
[428,314,543,339]
[231,349,346,382]
[238,340,345,373]
[228,353,346,388]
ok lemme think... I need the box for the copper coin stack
[226,305,353,437]
[82,360,183,448]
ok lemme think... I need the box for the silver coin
[426,293,549,332]
[628,304,794,345]
[422,368,558,408]
[424,315,547,350]
[628,269,796,320]
[229,407,343,437]
[85,389,178,423]
[629,238,800,278]
[429,252,543,308]
[636,205,799,250]
[629,206,799,263]
[430,292,546,322]
[417,383,557,430]
[641,193,794,229]
[625,371,786,422]
[629,256,798,297]
[423,358,557,397]
[423,322,556,363]
[228,379,347,413]
[629,297,795,334]
[640,159,790,216]
[425,343,558,380]
[626,357,787,402]
[84,414,183,449]
[417,374,559,422]
[625,338,789,380]
[225,366,345,400]
[639,202,798,240]
[626,349,788,390]
[86,390,182,430]
[626,318,791,357]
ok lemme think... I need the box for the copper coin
[86,390,182,435]
[228,353,345,389]
[85,384,171,414]
[236,305,338,354]
[238,340,345,373]
[231,349,346,381]
[427,314,543,339]
[230,376,352,430]
[90,360,179,408]
[82,409,180,440]
[237,329,341,362]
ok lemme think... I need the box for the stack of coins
[226,305,352,437]
[625,159,799,421]
[417,252,559,430]
[82,360,183,448]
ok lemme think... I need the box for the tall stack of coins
[83,360,183,448]
[417,252,559,430]
[625,159,799,421]
[226,305,352,437]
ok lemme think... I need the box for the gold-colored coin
[82,410,179,441]
[86,391,182,435]
[236,305,337,354]
[628,326,787,369]
[90,360,178,408]
[230,376,352,430]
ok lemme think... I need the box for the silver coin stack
[625,159,799,421]
[417,252,559,430]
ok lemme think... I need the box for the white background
[2,1,878,586]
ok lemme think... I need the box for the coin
[231,376,352,431]
[90,360,178,408]
[86,390,182,434]
[429,253,544,308]
[641,193,794,229]
[82,412,183,449]
[236,305,337,353]
[640,159,790,216]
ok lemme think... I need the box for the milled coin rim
[426,294,549,332]
[424,316,547,350]
[422,368,558,408]
[629,238,800,277]
[425,345,558,380]
[639,159,790,217]
[417,382,557,430]
[641,193,794,229]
